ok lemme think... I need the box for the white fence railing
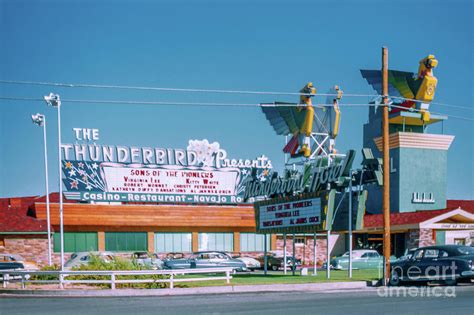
[0,267,234,290]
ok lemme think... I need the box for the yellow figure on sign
[361,54,439,123]
[260,82,342,159]
[297,82,317,157]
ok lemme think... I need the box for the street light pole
[31,113,52,266]
[348,169,353,279]
[44,93,64,270]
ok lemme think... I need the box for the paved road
[1,286,473,315]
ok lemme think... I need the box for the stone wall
[406,228,435,249]
[0,235,51,267]
[418,228,435,247]
[276,236,328,266]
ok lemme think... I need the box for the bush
[32,255,169,289]
[30,264,61,281]
[68,255,169,289]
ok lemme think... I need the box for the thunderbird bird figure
[261,83,342,159]
[361,55,438,122]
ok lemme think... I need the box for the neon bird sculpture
[261,83,342,159]
[360,55,438,122]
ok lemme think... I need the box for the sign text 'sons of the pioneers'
[61,128,272,204]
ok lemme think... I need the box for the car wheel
[271,264,279,271]
[389,270,401,286]
[443,278,457,286]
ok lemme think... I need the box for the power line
[1,79,470,112]
[389,95,472,112]
[0,96,376,108]
[1,95,473,121]
[0,79,377,98]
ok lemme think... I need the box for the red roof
[0,195,52,233]
[364,200,474,228]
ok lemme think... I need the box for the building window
[105,232,147,252]
[155,233,192,252]
[240,233,270,252]
[54,232,98,253]
[198,233,233,252]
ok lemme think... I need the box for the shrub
[30,264,61,281]
[31,255,169,289]
[68,254,169,289]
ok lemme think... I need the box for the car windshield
[457,246,474,255]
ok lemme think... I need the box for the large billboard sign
[62,128,272,204]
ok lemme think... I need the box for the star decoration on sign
[91,163,99,170]
[70,180,79,189]
[62,160,106,192]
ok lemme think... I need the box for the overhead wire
[1,95,473,121]
[0,96,378,108]
[0,79,377,98]
[1,79,471,112]
[389,96,472,111]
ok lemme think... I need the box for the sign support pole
[283,233,287,275]
[313,231,317,276]
[264,233,268,275]
[382,46,391,285]
[326,229,330,279]
[348,169,353,279]
[292,233,296,276]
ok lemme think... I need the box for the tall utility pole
[382,47,391,285]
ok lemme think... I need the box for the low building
[0,196,51,266]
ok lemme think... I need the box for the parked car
[233,256,261,271]
[329,250,383,270]
[0,253,37,270]
[394,248,417,262]
[164,251,247,271]
[256,252,302,271]
[389,245,474,286]
[0,254,24,271]
[164,252,186,260]
[64,252,115,269]
[131,252,164,269]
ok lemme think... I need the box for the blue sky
[0,0,472,199]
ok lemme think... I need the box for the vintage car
[256,252,302,271]
[394,248,417,262]
[0,253,37,270]
[64,252,115,269]
[0,254,24,271]
[389,245,474,286]
[232,255,261,271]
[164,251,247,271]
[164,252,186,260]
[329,249,383,270]
[131,252,164,269]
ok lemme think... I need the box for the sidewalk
[0,281,374,297]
